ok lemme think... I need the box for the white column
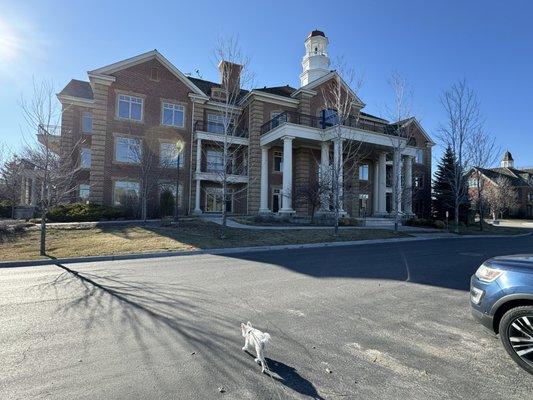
[403,156,413,214]
[193,138,202,214]
[378,152,387,214]
[393,151,402,213]
[333,138,344,212]
[320,141,330,211]
[280,136,294,213]
[372,160,379,215]
[259,146,270,213]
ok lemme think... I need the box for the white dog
[241,321,271,373]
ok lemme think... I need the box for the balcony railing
[194,120,248,138]
[260,111,387,135]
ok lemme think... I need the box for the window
[272,188,282,213]
[415,149,424,164]
[414,175,424,188]
[162,102,184,128]
[359,193,369,210]
[528,193,533,202]
[115,137,141,163]
[80,147,91,168]
[321,108,339,128]
[273,151,283,172]
[79,184,90,200]
[160,142,184,167]
[271,112,287,129]
[150,67,160,81]
[81,112,93,133]
[113,181,140,206]
[117,94,143,121]
[206,150,224,172]
[358,164,369,180]
[207,114,234,134]
[468,177,478,188]
[205,187,232,213]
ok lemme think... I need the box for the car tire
[499,305,533,375]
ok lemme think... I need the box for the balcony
[194,120,248,138]
[260,110,386,135]
[37,124,61,154]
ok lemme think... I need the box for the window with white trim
[358,164,369,180]
[273,151,283,172]
[162,102,184,127]
[468,177,478,188]
[160,142,184,167]
[80,147,91,168]
[81,112,93,133]
[415,149,424,164]
[115,137,141,163]
[79,184,90,200]
[207,114,234,134]
[117,94,143,121]
[206,150,224,172]
[113,181,140,206]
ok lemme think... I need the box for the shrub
[433,220,446,229]
[159,190,175,217]
[338,217,361,226]
[47,203,125,222]
[0,200,12,218]
[405,218,445,229]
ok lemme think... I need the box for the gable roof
[88,50,208,98]
[255,85,297,98]
[58,79,93,100]
[188,77,249,102]
[386,117,435,146]
[475,166,531,187]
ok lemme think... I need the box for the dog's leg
[242,336,249,352]
[255,346,267,373]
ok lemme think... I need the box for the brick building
[55,30,433,218]
[469,151,533,218]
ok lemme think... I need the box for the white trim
[396,117,435,146]
[239,90,299,107]
[290,88,316,98]
[194,171,248,184]
[88,50,207,97]
[56,94,95,107]
[195,131,249,146]
[87,73,116,85]
[116,93,144,122]
[294,71,365,107]
[161,101,185,128]
[204,101,243,112]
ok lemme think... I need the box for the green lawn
[0,220,408,261]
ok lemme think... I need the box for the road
[1,235,533,399]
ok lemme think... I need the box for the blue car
[470,255,533,374]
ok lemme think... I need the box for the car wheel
[499,306,533,375]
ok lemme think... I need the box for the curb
[0,232,531,269]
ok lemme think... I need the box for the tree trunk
[478,195,484,231]
[11,204,15,219]
[39,212,46,256]
[454,202,460,234]
[141,190,147,222]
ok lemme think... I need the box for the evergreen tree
[432,146,468,222]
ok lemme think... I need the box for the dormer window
[211,88,227,101]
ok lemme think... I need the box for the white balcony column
[280,136,295,213]
[193,138,202,214]
[319,141,330,211]
[372,160,379,214]
[403,155,413,214]
[333,138,344,212]
[393,151,402,213]
[259,146,270,213]
[378,152,387,214]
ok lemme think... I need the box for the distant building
[469,151,533,218]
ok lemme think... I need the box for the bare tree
[20,78,78,255]
[207,35,254,237]
[320,59,365,234]
[384,71,417,231]
[438,80,482,233]
[469,127,499,230]
[0,152,24,219]
[485,176,518,220]
[294,168,330,224]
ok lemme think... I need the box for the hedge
[47,203,126,222]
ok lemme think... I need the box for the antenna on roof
[195,69,203,78]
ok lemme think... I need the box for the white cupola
[299,29,330,87]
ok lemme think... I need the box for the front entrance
[205,187,232,213]
[272,188,281,213]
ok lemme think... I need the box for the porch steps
[359,217,396,228]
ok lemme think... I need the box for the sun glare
[0,16,21,63]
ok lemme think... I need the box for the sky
[1,0,532,171]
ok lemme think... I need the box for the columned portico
[193,138,202,214]
[319,141,330,211]
[259,146,270,213]
[403,155,413,214]
[377,152,387,214]
[279,136,295,214]
[333,138,344,212]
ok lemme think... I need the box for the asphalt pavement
[1,235,533,399]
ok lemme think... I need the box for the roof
[254,85,297,98]
[188,77,249,101]
[359,111,388,123]
[308,30,326,38]
[477,166,531,187]
[59,79,93,100]
[502,150,514,161]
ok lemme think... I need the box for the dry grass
[0,220,407,261]
[458,221,532,236]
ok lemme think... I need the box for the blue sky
[1,0,532,169]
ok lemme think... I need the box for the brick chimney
[218,60,242,94]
